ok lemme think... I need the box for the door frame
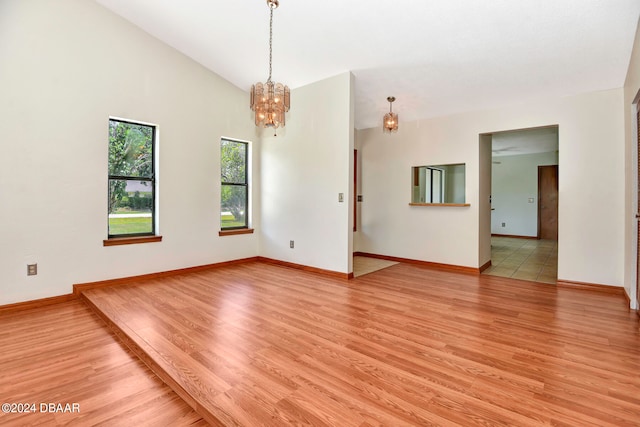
[481,125,560,272]
[634,94,640,311]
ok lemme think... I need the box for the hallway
[483,236,558,284]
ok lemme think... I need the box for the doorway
[481,126,559,284]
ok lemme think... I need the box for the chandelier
[250,0,290,131]
[383,96,398,133]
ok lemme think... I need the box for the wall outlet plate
[338,193,344,202]
[290,240,294,249]
[27,263,37,276]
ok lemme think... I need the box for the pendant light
[383,96,398,133]
[250,0,290,132]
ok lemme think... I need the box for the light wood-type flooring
[75,261,640,426]
[0,300,206,426]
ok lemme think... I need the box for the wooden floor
[0,300,206,426]
[78,261,640,426]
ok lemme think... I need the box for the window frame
[107,118,157,239]
[220,138,249,231]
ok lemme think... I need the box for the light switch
[528,198,535,203]
[338,193,344,202]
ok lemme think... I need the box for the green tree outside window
[221,140,248,229]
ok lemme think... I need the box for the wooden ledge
[79,293,222,425]
[409,203,470,207]
[104,235,162,246]
[219,228,254,236]
[491,234,538,239]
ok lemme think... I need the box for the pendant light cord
[267,4,274,83]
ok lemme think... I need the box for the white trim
[108,115,158,127]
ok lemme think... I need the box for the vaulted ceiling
[95,0,640,130]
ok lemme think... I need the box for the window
[412,164,466,204]
[220,139,248,230]
[108,118,156,238]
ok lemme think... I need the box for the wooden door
[538,165,558,240]
[353,149,357,232]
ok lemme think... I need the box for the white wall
[491,151,559,236]
[259,72,354,274]
[0,0,258,304]
[356,89,626,287]
[355,118,480,268]
[623,18,640,308]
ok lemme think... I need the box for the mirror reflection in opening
[412,163,466,204]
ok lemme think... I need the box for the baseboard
[73,257,259,295]
[257,257,351,279]
[623,288,640,315]
[556,279,625,295]
[0,293,76,315]
[353,252,480,275]
[491,234,538,239]
[479,260,492,272]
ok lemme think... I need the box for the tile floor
[483,236,558,284]
[353,256,398,277]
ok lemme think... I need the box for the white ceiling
[94,0,640,130]
[491,126,558,157]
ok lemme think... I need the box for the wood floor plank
[0,301,206,426]
[79,261,640,426]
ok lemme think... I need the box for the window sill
[103,235,163,246]
[219,228,254,237]
[409,203,470,207]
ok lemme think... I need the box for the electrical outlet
[357,195,363,202]
[27,263,37,276]
[290,240,294,249]
[501,222,506,227]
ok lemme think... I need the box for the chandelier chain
[268,5,273,83]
